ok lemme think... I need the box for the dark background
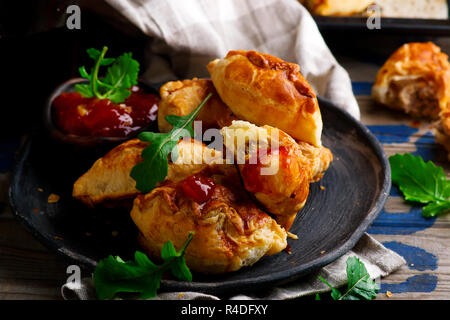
[0,0,148,138]
[0,0,448,138]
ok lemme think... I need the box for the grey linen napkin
[61,234,405,300]
[103,0,360,119]
[61,0,405,299]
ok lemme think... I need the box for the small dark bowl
[43,78,159,147]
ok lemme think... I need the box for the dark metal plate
[8,97,390,295]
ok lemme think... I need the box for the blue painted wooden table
[350,77,450,299]
[1,60,449,300]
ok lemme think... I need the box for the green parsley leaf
[74,83,94,98]
[423,201,450,217]
[318,256,379,300]
[130,93,212,192]
[389,153,450,217]
[75,46,140,103]
[94,232,194,300]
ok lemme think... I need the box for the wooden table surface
[1,39,450,300]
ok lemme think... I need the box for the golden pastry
[221,120,332,230]
[301,0,448,19]
[372,42,450,119]
[158,78,237,133]
[73,138,223,207]
[300,0,373,16]
[207,50,323,147]
[131,165,287,274]
[435,111,450,161]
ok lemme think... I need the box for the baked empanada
[301,0,448,19]
[131,165,287,274]
[158,78,237,133]
[73,138,223,207]
[221,120,332,230]
[207,50,323,147]
[372,42,450,119]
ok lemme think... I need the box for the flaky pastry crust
[300,0,373,16]
[131,166,287,274]
[207,50,323,147]
[73,139,222,207]
[372,42,450,119]
[221,120,332,230]
[158,78,237,133]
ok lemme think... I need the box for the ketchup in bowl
[52,85,159,138]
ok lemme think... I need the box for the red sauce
[52,86,159,137]
[240,146,290,193]
[180,174,216,203]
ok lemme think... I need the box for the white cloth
[104,0,360,119]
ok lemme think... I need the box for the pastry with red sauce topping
[221,120,332,230]
[130,164,287,274]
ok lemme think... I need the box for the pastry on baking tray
[73,138,223,207]
[221,120,332,230]
[207,50,323,147]
[300,0,373,16]
[372,0,448,19]
[300,0,449,19]
[131,164,287,274]
[158,78,237,133]
[372,42,450,119]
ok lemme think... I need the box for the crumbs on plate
[287,231,298,240]
[48,193,60,203]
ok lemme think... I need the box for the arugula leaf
[161,240,193,282]
[75,46,140,103]
[130,93,212,192]
[318,256,379,300]
[389,153,450,217]
[94,232,194,300]
[317,276,343,300]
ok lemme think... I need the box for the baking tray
[313,15,450,36]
